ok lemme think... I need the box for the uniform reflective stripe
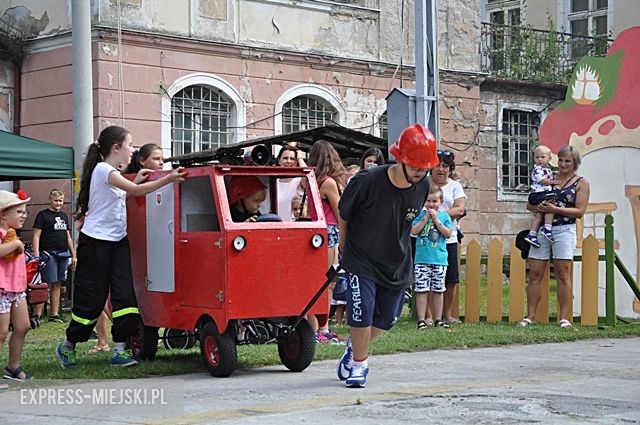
[112,307,140,318]
[71,313,98,326]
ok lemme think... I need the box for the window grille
[282,96,337,133]
[501,109,540,192]
[378,111,388,142]
[171,85,232,156]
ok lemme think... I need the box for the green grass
[4,305,639,380]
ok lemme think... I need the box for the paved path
[1,337,639,424]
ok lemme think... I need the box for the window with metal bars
[500,109,540,192]
[378,111,388,142]
[281,96,337,133]
[171,85,232,156]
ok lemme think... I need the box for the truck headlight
[311,234,324,248]
[233,236,247,251]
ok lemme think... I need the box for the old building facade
[0,0,638,247]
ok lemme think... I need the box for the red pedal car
[126,165,330,377]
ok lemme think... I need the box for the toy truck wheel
[163,328,197,350]
[277,319,316,372]
[200,321,237,377]
[127,324,159,361]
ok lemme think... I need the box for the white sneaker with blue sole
[337,337,353,381]
[346,361,368,388]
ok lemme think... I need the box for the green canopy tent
[0,130,74,181]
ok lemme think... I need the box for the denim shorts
[327,224,339,248]
[0,290,26,314]
[43,253,70,283]
[346,273,405,330]
[528,224,576,260]
[414,264,447,293]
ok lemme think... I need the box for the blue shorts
[528,224,576,260]
[42,252,70,283]
[346,273,405,330]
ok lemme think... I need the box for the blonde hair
[557,145,582,170]
[49,189,64,199]
[428,185,443,201]
[534,145,552,156]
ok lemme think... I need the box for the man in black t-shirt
[336,124,439,388]
[32,189,76,324]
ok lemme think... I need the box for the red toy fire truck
[126,165,331,377]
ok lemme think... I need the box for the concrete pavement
[0,337,639,424]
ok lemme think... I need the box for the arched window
[275,85,345,135]
[281,95,337,133]
[171,86,232,156]
[162,73,246,159]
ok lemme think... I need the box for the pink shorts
[0,290,26,314]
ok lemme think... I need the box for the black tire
[199,321,237,377]
[277,319,316,372]
[163,328,197,350]
[127,323,159,361]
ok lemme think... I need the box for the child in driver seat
[228,176,267,223]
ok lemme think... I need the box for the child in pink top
[0,189,32,382]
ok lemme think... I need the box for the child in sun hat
[0,189,32,382]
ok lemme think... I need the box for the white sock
[112,343,126,354]
[353,358,368,369]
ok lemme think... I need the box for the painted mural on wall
[540,26,640,317]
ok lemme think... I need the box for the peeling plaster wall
[473,79,566,249]
[437,0,481,72]
[0,1,69,37]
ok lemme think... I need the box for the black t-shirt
[339,165,429,289]
[230,204,261,223]
[33,209,71,252]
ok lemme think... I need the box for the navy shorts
[43,252,70,283]
[346,273,405,330]
[528,190,554,205]
[445,243,460,285]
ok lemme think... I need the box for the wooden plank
[581,235,599,326]
[486,238,503,322]
[508,240,526,322]
[465,240,481,322]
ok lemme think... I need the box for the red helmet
[227,176,266,205]
[389,124,439,169]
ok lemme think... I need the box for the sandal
[3,366,31,382]
[517,318,534,327]
[417,319,433,329]
[559,319,574,329]
[88,344,110,355]
[435,320,451,328]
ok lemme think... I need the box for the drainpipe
[71,0,94,182]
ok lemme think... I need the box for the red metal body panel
[128,165,329,334]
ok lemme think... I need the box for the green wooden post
[604,214,616,326]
